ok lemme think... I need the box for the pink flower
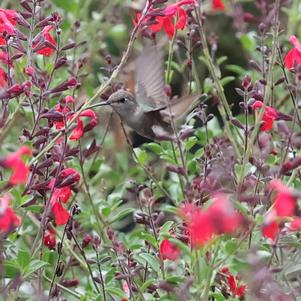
[160,239,180,260]
[4,146,31,186]
[284,35,301,70]
[251,101,277,131]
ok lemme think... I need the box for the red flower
[180,194,243,248]
[0,194,21,234]
[48,168,80,225]
[251,101,277,131]
[160,239,180,260]
[289,217,301,231]
[221,267,247,298]
[262,210,279,242]
[69,109,98,141]
[35,26,56,56]
[0,9,17,45]
[212,0,225,11]
[53,99,97,141]
[270,180,296,217]
[4,146,31,186]
[134,0,195,39]
[44,228,56,250]
[284,35,301,70]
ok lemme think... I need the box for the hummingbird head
[106,90,137,117]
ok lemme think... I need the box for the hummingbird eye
[119,98,126,103]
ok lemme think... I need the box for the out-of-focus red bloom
[212,0,225,11]
[262,210,279,242]
[48,168,80,225]
[134,0,195,39]
[207,194,242,234]
[251,101,277,131]
[180,194,243,248]
[44,228,56,250]
[289,217,301,231]
[0,68,6,88]
[0,9,17,45]
[284,35,301,70]
[160,239,180,260]
[221,267,247,298]
[0,194,21,234]
[4,146,31,185]
[270,180,296,217]
[35,26,56,56]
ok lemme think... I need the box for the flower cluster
[51,95,97,141]
[134,0,196,39]
[180,194,244,248]
[160,239,180,260]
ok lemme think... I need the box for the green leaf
[210,292,227,301]
[141,278,156,292]
[146,143,163,154]
[220,76,235,87]
[134,253,161,274]
[108,208,135,224]
[17,249,30,270]
[23,260,49,279]
[217,56,228,65]
[105,287,126,298]
[133,148,148,165]
[4,260,20,278]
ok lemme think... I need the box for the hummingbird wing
[158,94,201,123]
[135,47,167,111]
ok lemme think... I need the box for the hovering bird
[106,47,200,140]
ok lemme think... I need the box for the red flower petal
[163,17,175,39]
[36,25,57,56]
[69,118,84,140]
[227,275,237,296]
[212,0,225,11]
[52,202,70,225]
[262,220,279,241]
[5,146,31,185]
[175,7,187,30]
[160,239,180,260]
[0,67,7,88]
[284,48,301,70]
[251,101,277,131]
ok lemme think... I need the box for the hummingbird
[106,47,200,141]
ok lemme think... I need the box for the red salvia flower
[160,239,180,260]
[221,267,247,298]
[180,194,243,248]
[251,101,277,131]
[4,146,31,186]
[284,35,301,70]
[212,0,225,11]
[270,180,296,217]
[0,194,21,234]
[262,210,279,242]
[44,228,56,250]
[0,9,17,45]
[48,168,80,225]
[35,25,57,56]
[134,0,195,39]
